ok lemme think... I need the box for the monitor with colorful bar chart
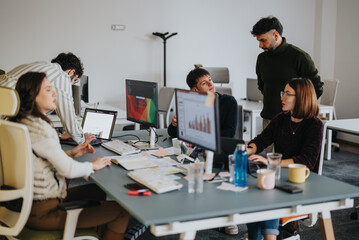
[175,89,221,152]
[126,79,158,128]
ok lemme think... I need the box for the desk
[237,99,334,142]
[64,129,359,240]
[321,119,359,162]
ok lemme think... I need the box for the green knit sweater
[256,37,323,119]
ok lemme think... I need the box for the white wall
[334,0,359,142]
[0,0,317,109]
[2,0,356,142]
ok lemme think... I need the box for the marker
[127,190,152,196]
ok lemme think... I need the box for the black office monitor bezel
[174,88,221,153]
[82,108,118,140]
[125,79,159,128]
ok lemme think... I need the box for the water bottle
[234,143,247,187]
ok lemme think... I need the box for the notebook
[60,108,117,146]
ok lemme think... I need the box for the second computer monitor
[126,79,159,128]
[175,89,221,153]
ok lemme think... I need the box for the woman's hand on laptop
[84,133,96,143]
[248,154,268,165]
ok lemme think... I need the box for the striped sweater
[0,61,84,144]
[20,116,93,200]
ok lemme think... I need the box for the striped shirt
[0,61,85,143]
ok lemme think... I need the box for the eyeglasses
[280,91,296,98]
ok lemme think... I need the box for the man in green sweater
[251,16,324,132]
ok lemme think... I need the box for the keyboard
[102,139,141,156]
[127,168,183,194]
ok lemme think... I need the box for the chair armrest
[57,200,100,211]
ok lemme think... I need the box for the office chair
[158,87,176,129]
[0,87,98,240]
[320,79,340,152]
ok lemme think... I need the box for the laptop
[60,108,117,146]
[246,78,263,102]
[213,137,244,170]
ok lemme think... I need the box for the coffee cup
[257,169,276,190]
[288,164,310,183]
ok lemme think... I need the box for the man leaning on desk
[0,52,95,144]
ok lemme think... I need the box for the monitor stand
[205,150,214,174]
[131,127,160,150]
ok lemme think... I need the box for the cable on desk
[114,134,141,142]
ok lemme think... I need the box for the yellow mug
[288,164,310,183]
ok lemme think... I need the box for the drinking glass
[188,162,204,193]
[267,153,282,180]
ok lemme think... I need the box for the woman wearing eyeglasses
[244,78,323,240]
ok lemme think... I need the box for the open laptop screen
[82,108,117,140]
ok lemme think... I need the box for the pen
[127,190,152,196]
[162,137,168,142]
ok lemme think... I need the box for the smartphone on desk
[275,183,303,194]
[124,183,148,191]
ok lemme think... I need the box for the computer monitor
[175,89,221,173]
[126,79,159,147]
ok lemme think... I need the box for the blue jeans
[247,219,280,240]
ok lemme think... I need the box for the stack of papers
[109,152,180,170]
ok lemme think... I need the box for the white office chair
[319,79,339,120]
[203,67,232,96]
[0,87,98,240]
[158,87,176,129]
[319,79,340,153]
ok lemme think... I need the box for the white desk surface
[238,99,333,115]
[325,119,359,135]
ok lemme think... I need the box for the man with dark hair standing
[0,52,95,144]
[251,16,324,146]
